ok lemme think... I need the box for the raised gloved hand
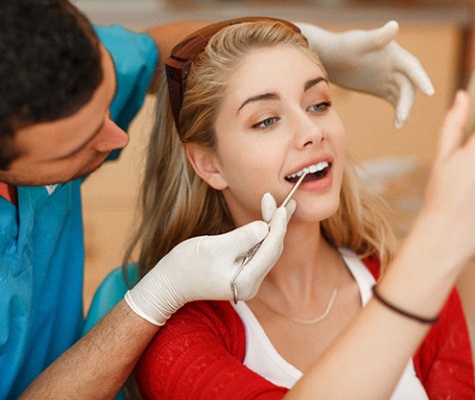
[295,20,435,128]
[125,193,296,325]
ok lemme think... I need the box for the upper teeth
[287,161,329,179]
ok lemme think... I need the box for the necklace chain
[255,262,343,326]
[256,287,338,325]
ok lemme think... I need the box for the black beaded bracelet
[371,285,439,324]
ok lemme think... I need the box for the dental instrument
[230,171,308,303]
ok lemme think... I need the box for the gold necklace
[255,267,341,326]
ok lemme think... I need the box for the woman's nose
[292,113,324,148]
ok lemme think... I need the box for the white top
[231,248,429,399]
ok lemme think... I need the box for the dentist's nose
[93,118,129,153]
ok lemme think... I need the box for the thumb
[364,20,399,51]
[348,20,398,54]
[261,192,277,223]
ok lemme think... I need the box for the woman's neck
[261,220,341,299]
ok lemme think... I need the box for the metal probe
[230,171,308,303]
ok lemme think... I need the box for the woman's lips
[285,161,331,183]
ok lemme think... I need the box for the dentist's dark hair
[0,0,102,170]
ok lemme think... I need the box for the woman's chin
[291,203,340,224]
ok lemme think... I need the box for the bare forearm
[285,208,464,399]
[285,292,432,399]
[19,300,158,400]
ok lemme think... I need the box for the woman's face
[195,44,346,226]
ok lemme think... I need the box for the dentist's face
[208,44,346,226]
[0,45,128,186]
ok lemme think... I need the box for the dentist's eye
[253,117,278,129]
[308,101,332,113]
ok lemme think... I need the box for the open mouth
[285,161,330,183]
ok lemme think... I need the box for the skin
[0,21,210,187]
[5,19,469,399]
[19,300,157,399]
[217,46,345,225]
[190,45,345,225]
[12,20,210,399]
[0,46,127,186]
[187,45,475,398]
[189,44,361,373]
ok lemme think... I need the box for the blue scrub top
[0,25,158,399]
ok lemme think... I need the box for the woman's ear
[185,144,228,190]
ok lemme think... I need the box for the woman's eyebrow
[304,76,328,92]
[238,92,279,113]
[237,76,328,114]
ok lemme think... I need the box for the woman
[128,18,475,399]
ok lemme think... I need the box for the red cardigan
[135,256,475,399]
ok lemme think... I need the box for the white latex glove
[125,193,296,325]
[295,20,435,128]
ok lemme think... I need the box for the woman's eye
[308,101,332,112]
[253,117,277,129]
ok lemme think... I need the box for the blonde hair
[124,20,396,277]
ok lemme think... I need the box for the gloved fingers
[352,24,434,99]
[336,20,398,59]
[235,207,288,299]
[393,71,415,128]
[354,20,399,54]
[387,92,398,110]
[391,43,435,97]
[208,220,269,258]
[261,192,277,223]
[382,81,399,109]
[379,77,408,117]
[247,207,288,270]
[261,192,296,223]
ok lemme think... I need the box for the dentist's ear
[185,144,228,190]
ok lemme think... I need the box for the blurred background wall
[73,0,475,338]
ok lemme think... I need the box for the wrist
[371,285,439,324]
[124,290,169,326]
[378,227,458,322]
[406,205,470,272]
[124,271,188,326]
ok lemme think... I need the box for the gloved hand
[294,20,435,128]
[125,193,296,325]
